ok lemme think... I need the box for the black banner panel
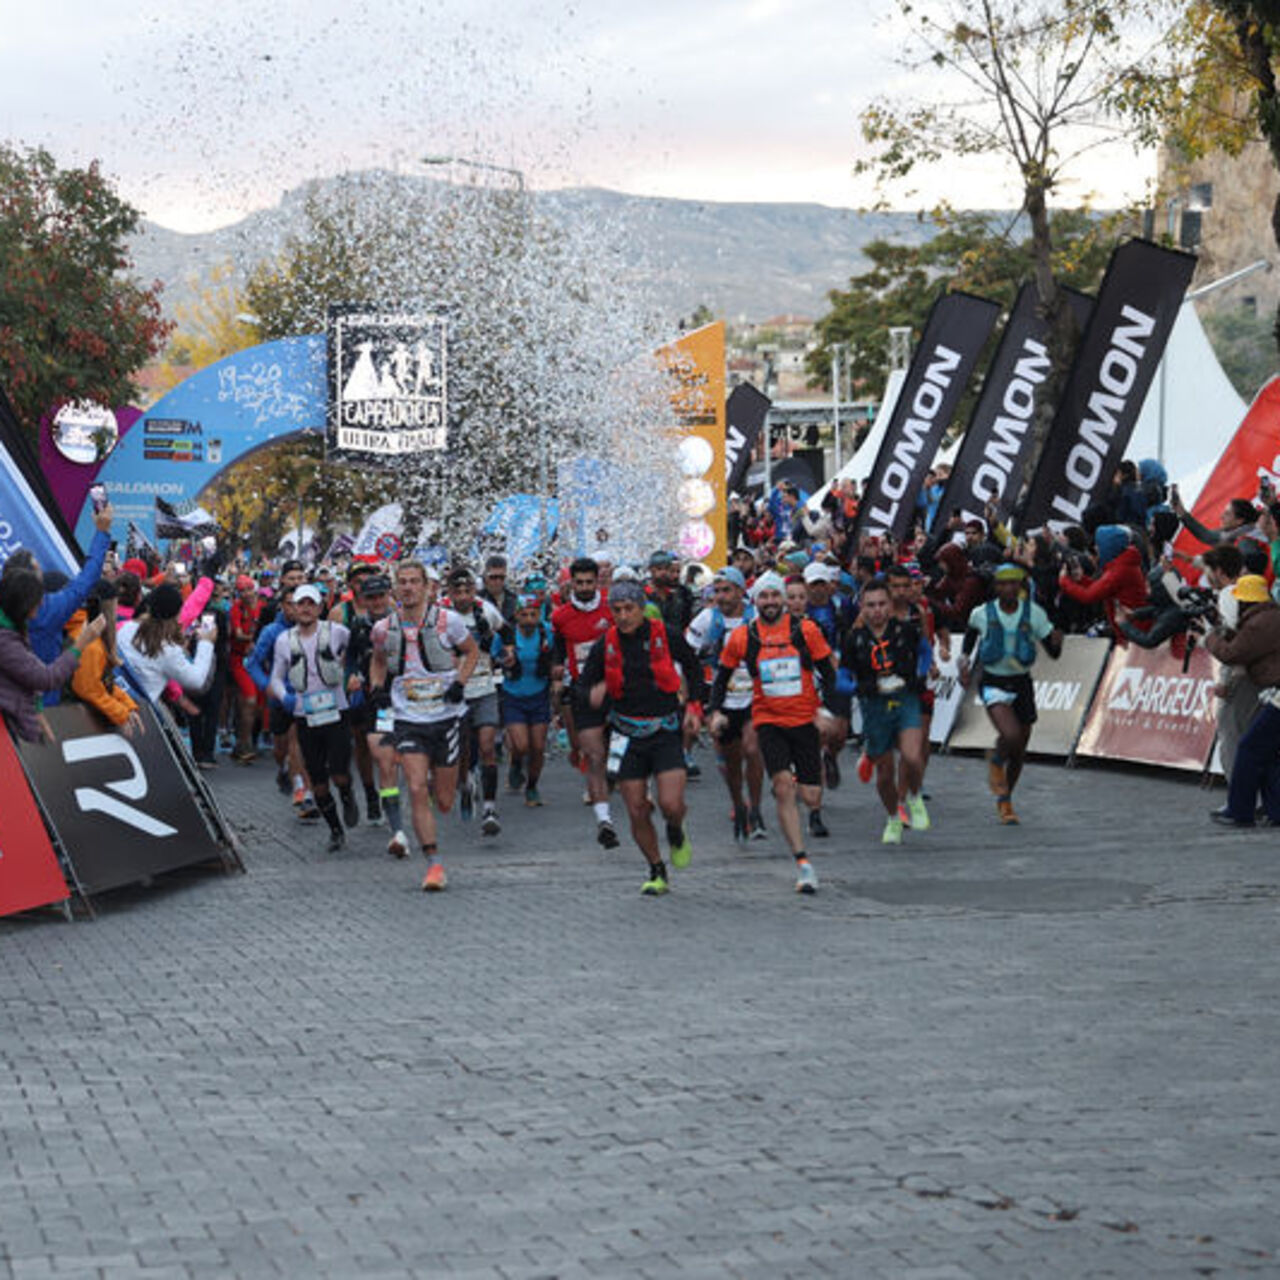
[725,383,771,495]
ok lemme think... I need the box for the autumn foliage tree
[0,144,171,433]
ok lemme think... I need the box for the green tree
[0,144,171,432]
[1203,305,1280,397]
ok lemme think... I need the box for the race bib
[402,676,445,704]
[301,689,340,727]
[573,641,595,670]
[473,653,492,678]
[728,667,755,694]
[877,674,905,694]
[375,708,396,734]
[759,655,803,698]
[607,732,629,774]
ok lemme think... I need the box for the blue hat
[1138,459,1167,487]
[1094,524,1130,567]
[713,566,746,590]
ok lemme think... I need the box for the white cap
[802,561,834,584]
[294,584,323,605]
[751,570,787,600]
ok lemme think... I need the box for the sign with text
[327,305,449,459]
[946,636,1111,757]
[725,383,770,496]
[0,729,69,917]
[1075,639,1218,772]
[16,702,222,896]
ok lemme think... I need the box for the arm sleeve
[266,634,291,704]
[178,577,215,627]
[669,629,707,703]
[246,628,275,693]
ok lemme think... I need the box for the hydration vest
[604,619,682,700]
[509,622,554,682]
[383,608,456,676]
[287,621,344,691]
[979,598,1037,667]
[695,603,755,662]
[743,616,815,679]
[847,618,924,696]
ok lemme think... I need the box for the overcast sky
[0,0,1156,232]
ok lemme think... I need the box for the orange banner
[659,322,727,569]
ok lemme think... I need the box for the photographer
[1206,575,1280,827]
[1057,524,1148,638]
[1200,545,1259,788]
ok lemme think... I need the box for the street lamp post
[831,342,846,478]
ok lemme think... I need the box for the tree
[150,262,254,400]
[1202,305,1279,397]
[0,144,171,432]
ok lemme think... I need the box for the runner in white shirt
[368,561,479,891]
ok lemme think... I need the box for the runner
[550,557,619,848]
[368,561,480,890]
[580,581,706,895]
[686,566,765,842]
[344,573,398,829]
[959,563,1063,824]
[803,559,856,834]
[446,567,512,837]
[842,577,932,845]
[267,584,356,852]
[709,571,840,895]
[498,594,555,807]
[227,574,262,764]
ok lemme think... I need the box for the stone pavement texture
[3,744,1280,1279]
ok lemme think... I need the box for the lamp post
[831,342,846,478]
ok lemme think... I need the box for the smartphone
[200,613,215,630]
[89,483,108,513]
[172,561,188,576]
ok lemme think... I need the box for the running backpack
[742,616,815,679]
[979,598,1037,667]
[287,621,344,691]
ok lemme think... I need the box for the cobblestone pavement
[3,743,1280,1279]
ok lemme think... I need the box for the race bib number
[607,732,629,774]
[473,653,492,678]
[301,689,340,727]
[402,676,445,704]
[375,709,395,734]
[728,666,754,694]
[759,655,803,698]
[877,674,905,694]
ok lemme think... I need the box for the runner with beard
[446,567,513,838]
[345,573,399,837]
[368,561,480,890]
[332,566,387,824]
[959,563,1063,825]
[709,571,839,895]
[842,578,932,845]
[551,558,619,849]
[686,565,765,842]
[580,581,706,895]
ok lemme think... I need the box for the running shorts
[503,689,551,726]
[980,672,1037,725]
[716,705,752,746]
[391,717,463,767]
[464,691,501,730]
[296,717,353,787]
[859,692,923,760]
[755,721,822,787]
[614,728,687,782]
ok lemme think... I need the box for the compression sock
[481,764,498,803]
[380,787,402,833]
[422,842,438,866]
[317,793,342,835]
[665,820,685,849]
[648,857,668,882]
[793,849,809,863]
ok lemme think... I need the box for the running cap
[648,550,675,567]
[612,565,641,582]
[516,593,542,610]
[802,561,834,584]
[235,574,256,593]
[1234,574,1271,603]
[294,584,323,605]
[608,581,647,607]
[751,570,787,599]
[360,574,392,596]
[713,566,746,590]
[992,563,1027,582]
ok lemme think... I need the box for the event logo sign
[856,292,1001,542]
[725,383,771,496]
[1020,239,1196,531]
[937,284,1094,531]
[0,728,69,918]
[1076,640,1218,771]
[2,391,81,576]
[16,703,222,895]
[327,304,448,459]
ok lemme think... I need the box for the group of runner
[231,545,1060,897]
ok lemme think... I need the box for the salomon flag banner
[154,496,218,540]
[0,728,70,917]
[725,383,770,495]
[1020,240,1196,531]
[1075,639,1218,772]
[16,702,223,897]
[328,305,448,459]
[937,284,1094,530]
[856,292,1001,542]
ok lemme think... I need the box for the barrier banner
[15,702,223,897]
[0,729,69,917]
[937,283,1094,530]
[928,645,966,745]
[946,636,1111,756]
[1020,239,1196,531]
[856,291,1001,542]
[1075,639,1218,771]
[725,383,770,496]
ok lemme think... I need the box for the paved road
[3,742,1280,1278]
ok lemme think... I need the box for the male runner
[686,566,765,842]
[803,560,855,832]
[710,572,839,895]
[228,574,263,764]
[499,594,554,806]
[551,557,618,848]
[369,561,479,889]
[842,577,932,845]
[581,581,705,895]
[959,563,1063,824]
[345,573,398,828]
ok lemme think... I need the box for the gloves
[368,685,391,713]
[281,692,297,716]
[443,680,466,705]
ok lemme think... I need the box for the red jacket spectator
[927,543,986,633]
[1058,526,1148,636]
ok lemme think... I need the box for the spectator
[927,542,987,634]
[118,585,216,704]
[0,568,104,742]
[69,578,142,733]
[1058,524,1148,636]
[1172,492,1260,549]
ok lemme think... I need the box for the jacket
[28,528,110,703]
[927,544,986,633]
[71,637,139,726]
[1058,544,1148,634]
[0,612,82,741]
[1206,601,1280,689]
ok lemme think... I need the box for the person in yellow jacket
[70,578,143,734]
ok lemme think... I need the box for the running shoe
[640,873,669,896]
[669,832,693,869]
[459,782,474,821]
[582,788,592,805]
[996,798,1020,825]
[327,829,345,853]
[422,862,448,891]
[898,802,912,828]
[597,819,620,850]
[481,809,501,837]
[882,815,904,845]
[341,791,360,828]
[987,755,1008,797]
[194,756,217,771]
[794,860,819,895]
[685,753,702,779]
[291,785,307,810]
[748,807,768,841]
[277,766,292,795]
[365,790,382,824]
[508,761,525,792]
[823,750,841,790]
[524,786,543,807]
[857,752,873,784]
[732,806,748,844]
[906,793,931,831]
[298,799,321,823]
[387,829,409,859]
[232,747,257,766]
[808,809,830,839]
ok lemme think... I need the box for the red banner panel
[0,730,69,917]
[1076,640,1218,771]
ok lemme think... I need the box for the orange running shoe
[988,755,1008,797]
[996,798,1019,825]
[421,862,448,892]
[857,753,873,784]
